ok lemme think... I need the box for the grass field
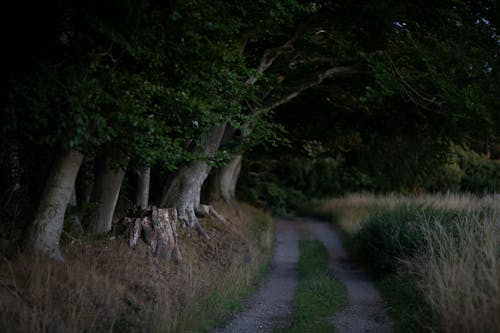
[302,193,500,333]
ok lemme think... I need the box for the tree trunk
[28,149,84,261]
[160,124,226,237]
[75,157,95,204]
[206,155,242,208]
[204,168,222,203]
[204,122,244,206]
[135,166,150,209]
[219,155,242,206]
[126,207,181,262]
[88,154,127,234]
[67,186,83,234]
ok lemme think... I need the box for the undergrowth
[0,202,273,333]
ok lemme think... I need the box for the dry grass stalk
[407,213,499,333]
[315,192,500,233]
[0,202,273,333]
[314,193,499,332]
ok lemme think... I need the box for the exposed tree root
[196,204,230,224]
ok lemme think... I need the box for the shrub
[349,205,458,276]
[456,145,500,193]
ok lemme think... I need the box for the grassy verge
[277,240,347,333]
[180,208,274,333]
[0,202,274,333]
[302,193,500,333]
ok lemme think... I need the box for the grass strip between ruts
[276,239,347,333]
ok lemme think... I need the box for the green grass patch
[277,240,347,333]
[375,273,433,333]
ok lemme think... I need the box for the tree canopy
[0,0,498,253]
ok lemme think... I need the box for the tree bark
[75,157,95,204]
[160,124,226,237]
[67,186,83,234]
[206,155,242,208]
[88,154,127,234]
[135,166,150,209]
[204,168,222,203]
[28,149,84,261]
[219,155,242,205]
[127,207,181,262]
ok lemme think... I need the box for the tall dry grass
[307,192,500,234]
[407,212,499,332]
[305,193,500,332]
[0,202,273,333]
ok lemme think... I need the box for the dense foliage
[0,0,498,250]
[238,1,499,212]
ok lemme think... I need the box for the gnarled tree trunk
[160,124,226,237]
[204,123,244,207]
[206,155,242,208]
[127,207,181,262]
[88,154,127,234]
[28,149,84,261]
[220,155,242,204]
[135,166,150,209]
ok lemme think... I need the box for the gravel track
[213,218,300,333]
[299,218,392,333]
[213,218,392,333]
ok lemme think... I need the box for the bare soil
[214,218,392,333]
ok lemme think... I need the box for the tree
[237,0,499,198]
[2,0,187,254]
[28,149,84,260]
[208,0,391,203]
[1,0,497,258]
[158,0,315,232]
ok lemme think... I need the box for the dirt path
[298,218,392,333]
[213,218,392,333]
[213,218,301,333]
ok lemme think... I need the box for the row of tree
[0,0,498,260]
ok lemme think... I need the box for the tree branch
[260,65,363,112]
[384,51,444,110]
[245,19,311,86]
[288,55,336,69]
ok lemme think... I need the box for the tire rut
[213,218,392,333]
[298,218,393,333]
[213,218,300,333]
